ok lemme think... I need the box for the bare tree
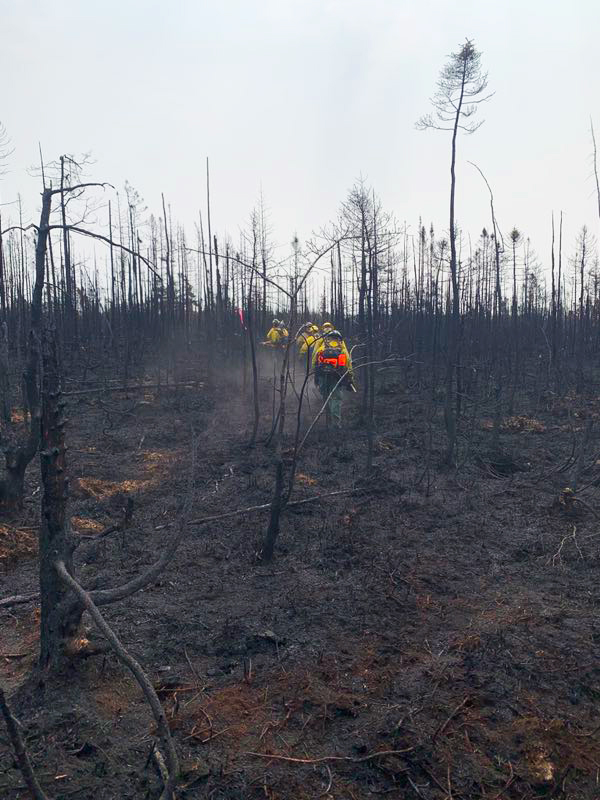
[417,39,492,464]
[0,187,51,506]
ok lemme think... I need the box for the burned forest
[2,32,600,800]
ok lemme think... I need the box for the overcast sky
[2,0,600,272]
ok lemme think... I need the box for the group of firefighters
[263,319,355,428]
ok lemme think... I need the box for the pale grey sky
[3,0,600,275]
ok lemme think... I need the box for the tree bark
[38,333,82,670]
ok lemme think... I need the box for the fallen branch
[0,686,50,800]
[151,744,169,791]
[64,382,201,397]
[55,560,179,800]
[188,489,355,527]
[246,747,414,764]
[0,593,39,609]
[89,520,187,607]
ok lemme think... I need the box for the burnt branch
[48,181,114,196]
[188,489,355,527]
[0,686,50,800]
[55,561,178,799]
[0,592,39,609]
[89,520,186,606]
[50,225,162,281]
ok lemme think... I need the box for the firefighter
[263,319,289,348]
[311,326,355,428]
[297,323,319,358]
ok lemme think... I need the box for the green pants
[316,373,343,427]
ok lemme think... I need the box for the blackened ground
[1,349,600,799]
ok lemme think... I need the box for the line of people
[262,319,355,428]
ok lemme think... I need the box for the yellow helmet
[321,321,334,331]
[310,324,319,333]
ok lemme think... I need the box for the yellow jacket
[265,327,288,346]
[297,332,317,356]
[297,325,320,356]
[311,335,353,377]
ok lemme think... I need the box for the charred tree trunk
[443,98,463,467]
[261,457,284,563]
[246,271,260,447]
[38,333,82,670]
[0,322,10,423]
[0,187,51,508]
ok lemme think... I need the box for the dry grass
[503,415,546,433]
[0,608,39,690]
[296,473,317,486]
[72,476,150,499]
[70,516,105,534]
[172,659,369,761]
[0,523,37,566]
[71,448,179,501]
[480,415,546,433]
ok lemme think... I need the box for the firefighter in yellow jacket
[297,323,319,359]
[263,319,289,348]
[311,325,355,427]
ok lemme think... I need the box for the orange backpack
[317,338,347,373]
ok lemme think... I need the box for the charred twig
[186,726,229,744]
[0,686,50,800]
[183,645,204,689]
[192,707,214,742]
[319,765,333,797]
[421,764,465,799]
[246,747,414,764]
[406,775,428,799]
[491,761,514,800]
[432,696,469,743]
[549,525,582,566]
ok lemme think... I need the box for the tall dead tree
[417,39,492,464]
[0,187,51,506]
[592,119,600,227]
